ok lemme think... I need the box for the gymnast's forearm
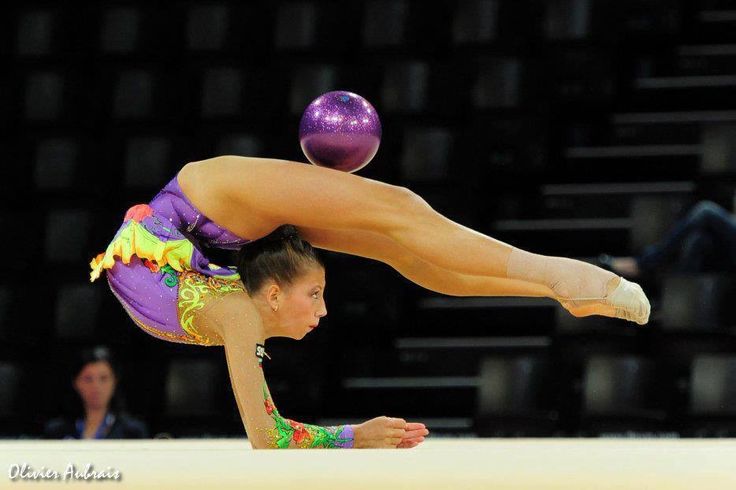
[258,417,355,450]
[256,383,354,449]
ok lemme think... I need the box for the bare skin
[178,156,632,321]
[178,156,553,299]
[205,265,429,449]
[173,157,646,447]
[179,156,515,277]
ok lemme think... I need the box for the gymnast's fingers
[401,436,426,443]
[389,417,407,429]
[398,436,426,448]
[403,428,429,439]
[387,437,403,447]
[397,440,420,449]
[390,428,407,439]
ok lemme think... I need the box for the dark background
[1,0,736,439]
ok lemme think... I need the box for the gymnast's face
[74,361,117,411]
[267,265,327,340]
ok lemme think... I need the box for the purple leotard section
[106,255,180,337]
[336,425,354,448]
[99,172,251,343]
[149,172,251,250]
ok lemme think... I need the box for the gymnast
[89,155,650,449]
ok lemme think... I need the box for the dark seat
[380,61,430,114]
[111,69,158,120]
[16,8,55,57]
[215,133,264,157]
[685,354,736,437]
[578,355,669,435]
[0,362,30,437]
[451,0,499,45]
[32,137,80,191]
[660,274,736,331]
[99,6,142,54]
[474,355,560,436]
[200,67,244,119]
[44,208,92,264]
[54,281,103,340]
[543,0,592,40]
[288,65,339,116]
[23,71,66,122]
[471,57,522,110]
[162,358,230,437]
[121,135,172,189]
[399,127,453,182]
[362,0,409,48]
[274,2,317,50]
[98,5,177,57]
[186,4,231,52]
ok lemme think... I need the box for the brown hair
[236,225,324,294]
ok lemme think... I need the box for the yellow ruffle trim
[89,219,240,283]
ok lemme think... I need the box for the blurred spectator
[43,346,148,439]
[598,201,736,278]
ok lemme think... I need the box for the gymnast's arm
[204,293,354,449]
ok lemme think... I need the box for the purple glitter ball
[299,91,382,173]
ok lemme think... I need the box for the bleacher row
[3,0,736,438]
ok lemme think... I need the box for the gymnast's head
[236,224,326,339]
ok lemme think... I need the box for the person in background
[598,200,736,278]
[43,345,148,439]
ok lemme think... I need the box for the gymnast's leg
[299,226,645,323]
[300,226,552,297]
[200,157,649,323]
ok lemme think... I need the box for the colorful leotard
[89,171,249,346]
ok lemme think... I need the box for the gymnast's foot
[557,275,651,325]
[506,249,651,325]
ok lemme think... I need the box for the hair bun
[261,224,300,244]
[280,225,300,239]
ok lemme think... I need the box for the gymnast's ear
[265,283,281,312]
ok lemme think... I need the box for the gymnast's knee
[374,185,433,233]
[396,185,431,211]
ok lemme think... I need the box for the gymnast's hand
[353,416,429,449]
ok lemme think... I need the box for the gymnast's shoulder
[199,290,262,343]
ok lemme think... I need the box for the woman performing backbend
[89,155,650,449]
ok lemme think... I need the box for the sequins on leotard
[177,270,246,346]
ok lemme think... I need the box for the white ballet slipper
[557,277,651,325]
